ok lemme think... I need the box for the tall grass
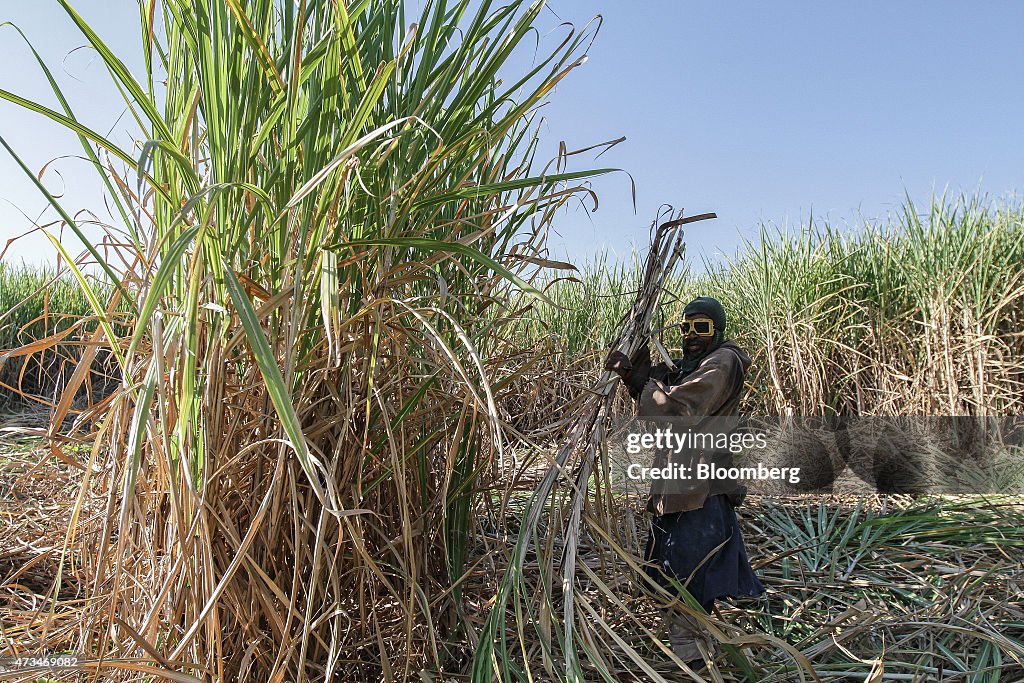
[529,196,1024,416]
[0,263,115,404]
[1,0,610,680]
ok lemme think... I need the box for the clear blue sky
[2,1,1023,267]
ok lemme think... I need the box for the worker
[605,296,764,664]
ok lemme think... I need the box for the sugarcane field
[1,1,1023,682]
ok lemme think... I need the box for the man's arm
[638,348,743,417]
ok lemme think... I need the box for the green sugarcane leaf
[225,0,285,96]
[56,0,172,141]
[338,59,396,150]
[127,225,202,359]
[0,88,137,170]
[223,265,330,509]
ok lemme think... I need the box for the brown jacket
[637,340,751,515]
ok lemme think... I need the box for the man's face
[681,313,715,358]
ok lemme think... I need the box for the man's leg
[667,599,717,663]
[666,610,703,662]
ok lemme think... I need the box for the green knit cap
[682,296,726,334]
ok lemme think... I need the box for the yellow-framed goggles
[678,318,715,337]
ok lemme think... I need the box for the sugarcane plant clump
[0,0,614,679]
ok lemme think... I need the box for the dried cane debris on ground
[0,416,100,665]
[2,412,1023,681]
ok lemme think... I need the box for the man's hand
[606,345,654,399]
[605,345,651,373]
[604,350,632,376]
